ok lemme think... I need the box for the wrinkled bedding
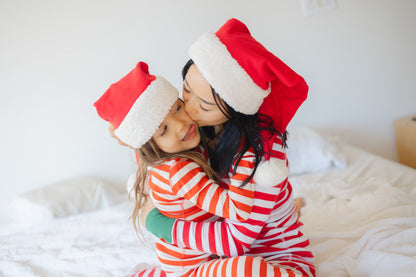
[0,202,158,277]
[1,144,415,277]
[290,144,416,276]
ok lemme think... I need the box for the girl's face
[152,99,201,153]
[182,65,228,127]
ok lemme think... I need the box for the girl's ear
[108,124,132,148]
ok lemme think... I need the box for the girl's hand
[139,199,156,227]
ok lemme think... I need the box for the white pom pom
[253,158,288,187]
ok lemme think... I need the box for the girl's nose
[173,117,187,136]
[173,110,187,126]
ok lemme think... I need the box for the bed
[1,127,415,277]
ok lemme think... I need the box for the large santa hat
[189,19,309,186]
[189,18,308,134]
[94,62,178,149]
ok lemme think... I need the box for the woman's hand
[139,199,156,227]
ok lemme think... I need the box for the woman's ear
[108,124,132,148]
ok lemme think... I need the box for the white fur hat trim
[114,76,178,149]
[189,32,270,115]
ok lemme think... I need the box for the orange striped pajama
[135,147,261,276]
[131,139,314,276]
[129,255,305,277]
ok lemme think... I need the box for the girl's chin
[191,135,201,148]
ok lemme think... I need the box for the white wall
[1,0,415,221]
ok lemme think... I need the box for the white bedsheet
[1,144,415,277]
[0,202,158,277]
[290,144,416,277]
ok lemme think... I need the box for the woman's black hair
[182,59,287,186]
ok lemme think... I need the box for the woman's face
[182,65,228,127]
[152,99,201,153]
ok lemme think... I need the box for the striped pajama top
[169,136,315,276]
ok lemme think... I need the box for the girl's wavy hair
[182,59,287,186]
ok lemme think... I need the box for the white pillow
[287,127,346,175]
[9,176,126,225]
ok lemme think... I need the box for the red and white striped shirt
[171,136,315,276]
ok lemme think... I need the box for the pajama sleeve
[166,151,257,222]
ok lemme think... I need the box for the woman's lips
[182,124,196,141]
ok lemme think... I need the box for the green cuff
[145,208,175,244]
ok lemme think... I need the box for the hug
[95,18,315,277]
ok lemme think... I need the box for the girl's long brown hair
[130,138,217,238]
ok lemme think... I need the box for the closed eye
[183,86,191,94]
[160,125,167,136]
[200,104,209,112]
[183,81,192,95]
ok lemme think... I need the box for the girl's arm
[166,151,257,221]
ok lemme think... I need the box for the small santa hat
[190,19,309,186]
[189,18,308,133]
[94,62,178,149]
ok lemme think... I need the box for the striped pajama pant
[128,256,305,277]
[127,240,307,277]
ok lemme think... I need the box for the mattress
[1,143,415,277]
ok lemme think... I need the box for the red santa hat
[94,62,178,149]
[189,18,309,186]
[189,18,308,133]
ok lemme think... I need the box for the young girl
[141,18,315,277]
[94,61,290,276]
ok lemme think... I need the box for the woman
[139,18,315,277]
